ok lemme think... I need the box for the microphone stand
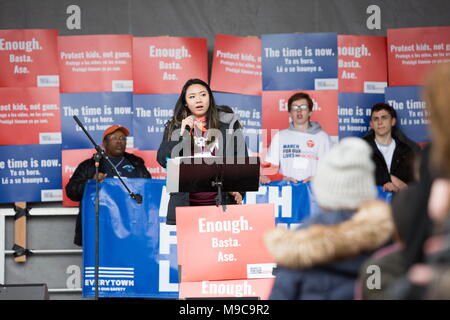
[73,115,142,299]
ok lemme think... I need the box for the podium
[166,156,260,193]
[166,156,260,209]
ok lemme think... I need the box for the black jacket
[66,152,151,246]
[157,113,248,225]
[362,128,420,186]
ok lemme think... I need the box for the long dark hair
[164,78,220,140]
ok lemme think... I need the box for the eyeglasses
[290,104,310,112]
[107,136,127,141]
[371,115,392,122]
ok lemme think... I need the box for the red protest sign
[0,29,59,87]
[61,149,97,207]
[0,87,60,145]
[176,203,275,282]
[387,26,450,86]
[58,35,133,93]
[179,278,274,299]
[210,34,262,95]
[132,149,166,180]
[338,35,387,93]
[133,36,208,94]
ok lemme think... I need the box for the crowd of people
[264,63,450,300]
[67,62,450,299]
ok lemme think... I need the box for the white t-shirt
[375,139,396,172]
[265,128,332,181]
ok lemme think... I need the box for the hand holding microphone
[180,115,195,136]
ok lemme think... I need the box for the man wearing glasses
[260,92,331,184]
[362,103,420,192]
[66,125,152,246]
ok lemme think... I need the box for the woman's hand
[180,115,195,136]
[229,192,243,204]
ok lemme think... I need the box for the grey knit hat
[312,137,377,210]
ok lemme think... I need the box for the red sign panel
[0,29,59,87]
[61,149,97,207]
[132,149,166,180]
[176,203,275,282]
[338,35,387,93]
[58,35,133,92]
[387,26,450,86]
[179,278,274,299]
[210,34,262,95]
[0,87,60,145]
[133,36,208,94]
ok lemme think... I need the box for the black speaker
[0,284,49,300]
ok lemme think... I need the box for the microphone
[181,115,195,135]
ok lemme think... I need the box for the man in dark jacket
[362,103,420,192]
[66,125,152,246]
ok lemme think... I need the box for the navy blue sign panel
[338,92,385,139]
[213,92,262,154]
[0,144,62,203]
[60,92,133,150]
[132,94,178,150]
[262,33,338,91]
[384,86,429,143]
[82,179,178,299]
[244,180,317,228]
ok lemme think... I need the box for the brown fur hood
[264,200,394,269]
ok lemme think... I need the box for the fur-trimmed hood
[264,200,394,269]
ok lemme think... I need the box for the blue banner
[81,179,391,298]
[384,86,429,143]
[82,179,178,299]
[261,33,338,91]
[214,92,262,154]
[0,144,62,203]
[60,92,133,150]
[132,94,178,150]
[338,92,385,139]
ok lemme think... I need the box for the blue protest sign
[385,86,429,143]
[0,144,62,203]
[244,180,316,229]
[213,92,262,153]
[132,94,178,150]
[82,179,178,299]
[262,33,338,91]
[60,92,133,149]
[338,92,385,139]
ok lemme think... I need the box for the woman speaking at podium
[157,78,248,225]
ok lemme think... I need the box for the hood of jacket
[264,199,394,269]
[288,121,323,135]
